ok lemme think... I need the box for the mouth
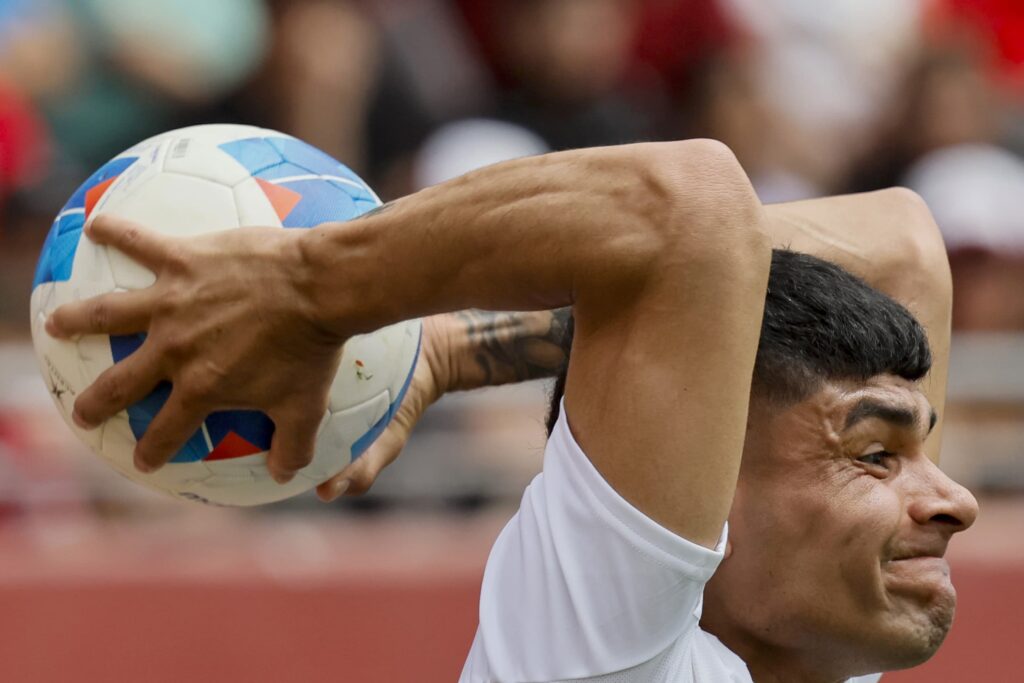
[882,556,954,599]
[885,556,949,572]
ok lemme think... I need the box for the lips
[882,556,954,600]
[886,556,950,574]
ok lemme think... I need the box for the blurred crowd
[2,0,1024,328]
[1,0,1023,514]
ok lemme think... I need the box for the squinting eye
[858,451,895,467]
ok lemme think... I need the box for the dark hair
[546,249,931,433]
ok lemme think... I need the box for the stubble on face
[706,377,965,677]
[876,554,957,666]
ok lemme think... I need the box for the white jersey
[460,403,882,683]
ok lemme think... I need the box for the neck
[700,616,853,683]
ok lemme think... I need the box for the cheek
[740,470,900,580]
[834,474,903,550]
[729,478,821,576]
[832,478,906,607]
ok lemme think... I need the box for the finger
[86,214,171,272]
[72,341,164,429]
[46,289,154,339]
[316,406,415,502]
[266,407,323,484]
[133,388,208,473]
[316,471,350,502]
[314,438,391,502]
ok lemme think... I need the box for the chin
[867,603,955,672]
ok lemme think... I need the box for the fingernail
[45,316,63,338]
[72,411,97,430]
[271,470,294,485]
[330,479,350,501]
[134,455,154,474]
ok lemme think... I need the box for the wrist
[443,308,572,393]
[421,314,459,398]
[295,220,391,342]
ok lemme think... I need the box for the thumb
[316,328,442,503]
[316,389,422,501]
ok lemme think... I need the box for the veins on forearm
[453,308,572,388]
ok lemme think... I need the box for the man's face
[703,375,979,677]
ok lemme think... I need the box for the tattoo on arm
[453,308,573,388]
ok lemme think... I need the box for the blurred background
[0,0,1022,681]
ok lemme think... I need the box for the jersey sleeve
[462,401,728,682]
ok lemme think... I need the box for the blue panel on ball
[351,329,421,459]
[218,136,379,231]
[219,136,373,193]
[33,156,138,288]
[110,332,145,362]
[277,179,361,228]
[109,332,211,463]
[245,161,315,182]
[32,215,62,289]
[266,137,368,187]
[110,333,275,460]
[351,195,381,216]
[204,410,275,452]
[218,138,285,176]
[65,157,138,211]
[46,212,86,284]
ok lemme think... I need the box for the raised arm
[50,139,770,547]
[763,188,952,462]
[302,140,770,546]
[438,190,950,460]
[323,189,951,508]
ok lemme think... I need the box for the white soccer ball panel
[68,239,117,299]
[92,139,171,219]
[121,132,175,158]
[98,413,157,480]
[125,124,274,154]
[101,173,241,291]
[29,283,102,452]
[331,319,421,413]
[186,464,310,507]
[387,319,422,400]
[156,124,277,148]
[309,390,392,482]
[162,135,253,187]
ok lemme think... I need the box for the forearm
[298,141,730,338]
[764,189,952,460]
[763,189,946,294]
[435,308,572,391]
[433,190,952,465]
[434,190,948,382]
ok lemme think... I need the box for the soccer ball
[29,124,421,506]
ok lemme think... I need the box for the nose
[906,458,979,535]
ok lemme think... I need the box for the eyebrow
[844,399,938,435]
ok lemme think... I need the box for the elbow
[645,138,770,265]
[579,139,769,291]
[880,187,953,300]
